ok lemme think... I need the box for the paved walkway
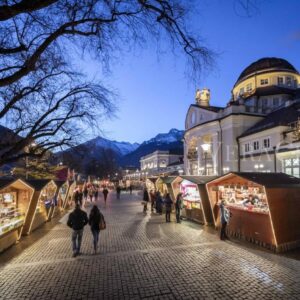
[1,192,300,299]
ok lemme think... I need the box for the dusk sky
[79,0,300,144]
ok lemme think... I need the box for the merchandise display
[0,192,25,236]
[36,183,57,213]
[180,180,201,209]
[217,184,269,213]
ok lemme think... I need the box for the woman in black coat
[88,205,103,253]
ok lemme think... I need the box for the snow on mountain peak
[144,128,184,145]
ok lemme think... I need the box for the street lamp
[201,143,211,176]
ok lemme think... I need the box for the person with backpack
[67,204,88,257]
[164,193,173,222]
[175,193,183,223]
[89,205,105,254]
[103,187,109,205]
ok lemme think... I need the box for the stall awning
[26,179,51,191]
[180,176,217,185]
[229,172,300,188]
[160,176,176,184]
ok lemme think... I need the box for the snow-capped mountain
[120,129,184,167]
[144,128,184,145]
[85,137,139,156]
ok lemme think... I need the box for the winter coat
[220,203,229,224]
[175,195,183,210]
[89,211,103,231]
[103,188,109,196]
[67,208,88,230]
[74,191,83,203]
[164,196,173,212]
[143,190,149,202]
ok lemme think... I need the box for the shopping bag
[99,214,106,230]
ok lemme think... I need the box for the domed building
[184,57,300,177]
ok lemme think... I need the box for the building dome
[236,57,298,84]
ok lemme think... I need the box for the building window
[278,77,284,85]
[239,87,244,95]
[273,97,279,107]
[284,158,300,178]
[260,78,268,85]
[246,83,252,92]
[244,143,250,153]
[286,77,292,86]
[253,141,259,151]
[263,138,270,148]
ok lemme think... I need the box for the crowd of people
[142,188,184,223]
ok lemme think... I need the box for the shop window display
[0,192,25,236]
[218,184,269,213]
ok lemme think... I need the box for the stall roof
[180,176,217,185]
[160,176,176,184]
[26,179,51,191]
[229,172,300,188]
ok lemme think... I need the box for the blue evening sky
[79,0,300,144]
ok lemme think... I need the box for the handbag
[99,214,106,230]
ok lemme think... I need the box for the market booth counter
[0,179,34,253]
[49,180,68,220]
[21,180,57,235]
[206,172,300,252]
[172,176,216,224]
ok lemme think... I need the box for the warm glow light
[201,143,210,152]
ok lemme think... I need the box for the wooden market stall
[146,177,158,192]
[62,180,76,209]
[21,180,57,235]
[156,176,176,200]
[48,180,68,220]
[171,176,216,224]
[0,179,34,253]
[206,172,300,252]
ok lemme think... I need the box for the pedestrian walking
[83,186,88,202]
[164,193,173,222]
[73,187,83,207]
[67,204,88,257]
[175,193,183,223]
[129,185,133,195]
[103,187,109,205]
[142,188,149,213]
[116,186,121,200]
[220,200,230,240]
[88,205,104,254]
[150,190,156,212]
[94,188,99,201]
[88,187,94,202]
[155,191,163,214]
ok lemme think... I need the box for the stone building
[184,57,300,176]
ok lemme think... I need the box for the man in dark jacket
[74,187,83,207]
[175,193,183,223]
[164,193,173,223]
[67,204,88,257]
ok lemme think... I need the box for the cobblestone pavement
[1,191,300,300]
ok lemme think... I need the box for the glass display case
[218,184,269,213]
[0,192,25,236]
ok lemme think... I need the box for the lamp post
[201,143,211,176]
